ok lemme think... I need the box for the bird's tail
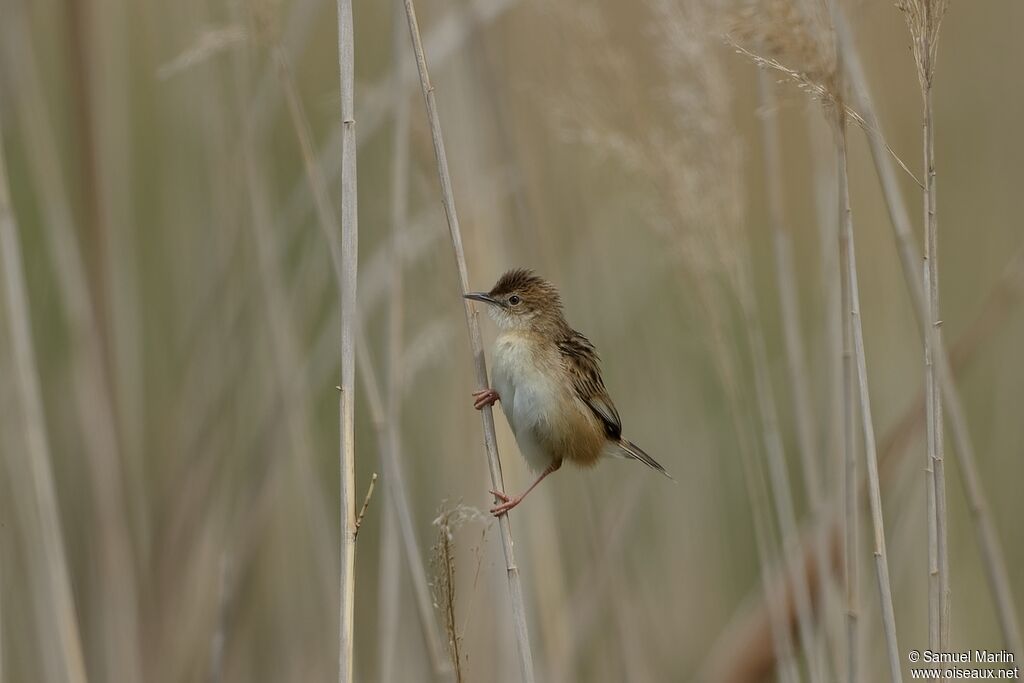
[616,439,674,480]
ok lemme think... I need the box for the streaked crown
[466,269,565,330]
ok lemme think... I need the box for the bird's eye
[508,295,521,306]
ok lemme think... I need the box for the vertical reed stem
[401,0,536,679]
[277,47,451,678]
[838,128,859,683]
[835,115,903,683]
[922,79,951,667]
[335,0,359,678]
[835,7,1021,657]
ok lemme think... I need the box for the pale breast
[491,333,563,471]
[491,333,604,471]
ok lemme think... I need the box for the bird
[464,269,671,516]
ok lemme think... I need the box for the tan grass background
[1,0,1023,681]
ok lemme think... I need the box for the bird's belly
[491,335,604,471]
[492,339,562,472]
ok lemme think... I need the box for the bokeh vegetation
[1,0,1023,681]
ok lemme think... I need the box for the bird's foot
[472,388,500,410]
[490,493,523,517]
[489,489,511,503]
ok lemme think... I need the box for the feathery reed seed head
[898,0,950,88]
[729,0,844,117]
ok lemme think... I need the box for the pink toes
[490,498,521,517]
[472,388,500,410]
[488,489,519,516]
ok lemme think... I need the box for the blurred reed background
[1,0,1023,681]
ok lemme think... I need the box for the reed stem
[335,0,359,677]
[401,0,537,678]
[835,7,1021,657]
[835,114,903,683]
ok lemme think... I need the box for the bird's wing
[557,330,622,439]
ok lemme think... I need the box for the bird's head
[464,269,564,331]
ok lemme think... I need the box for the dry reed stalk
[835,108,904,683]
[839,142,859,683]
[336,0,359,678]
[834,6,1022,657]
[401,0,537,679]
[354,474,380,541]
[0,120,89,683]
[903,0,950,661]
[432,507,482,683]
[732,4,904,678]
[469,49,572,676]
[438,522,461,682]
[812,113,848,678]
[275,45,451,678]
[702,243,1024,682]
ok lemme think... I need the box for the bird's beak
[464,292,505,308]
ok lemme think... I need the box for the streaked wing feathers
[557,330,621,439]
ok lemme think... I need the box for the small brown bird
[465,269,670,516]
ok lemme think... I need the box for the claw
[485,460,561,516]
[489,489,520,516]
[472,388,500,410]
[490,499,520,517]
